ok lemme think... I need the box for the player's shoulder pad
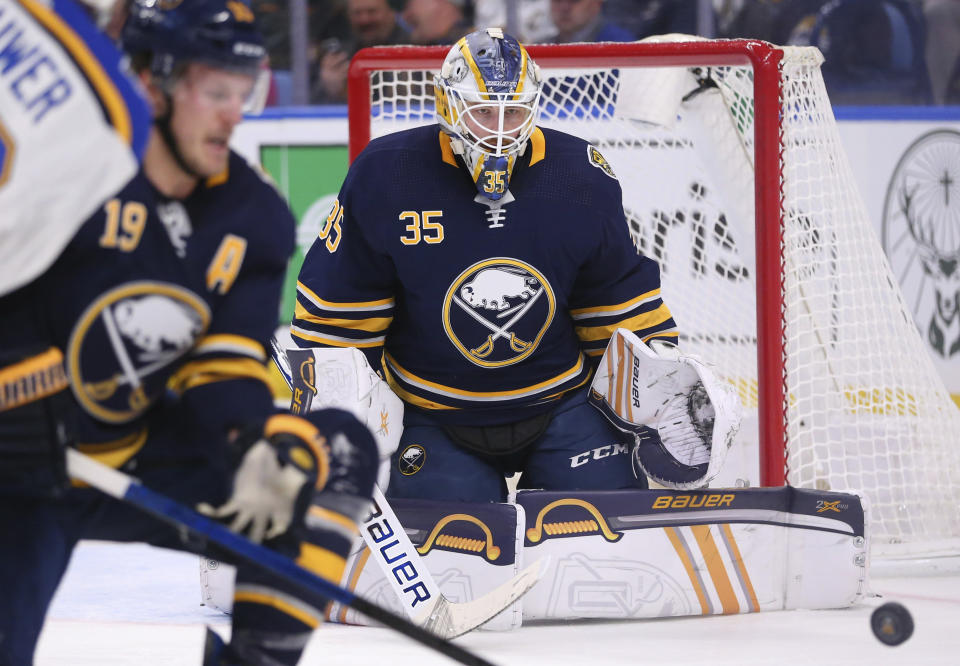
[535,126,619,182]
[72,168,157,241]
[344,125,448,204]
[210,152,293,213]
[361,124,442,157]
[206,151,296,257]
[355,125,449,172]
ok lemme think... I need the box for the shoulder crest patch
[587,145,616,179]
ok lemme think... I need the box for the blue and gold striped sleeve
[570,207,679,358]
[292,176,396,371]
[168,333,272,395]
[572,286,678,358]
[292,280,393,351]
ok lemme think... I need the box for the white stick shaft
[362,484,443,619]
[65,448,132,498]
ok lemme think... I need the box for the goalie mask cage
[347,37,960,564]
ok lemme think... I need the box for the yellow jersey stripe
[386,352,585,399]
[575,304,674,342]
[193,334,265,360]
[0,347,68,412]
[308,505,359,537]
[290,327,385,349]
[439,132,458,166]
[72,428,148,485]
[569,288,661,318]
[383,366,457,410]
[297,543,347,587]
[642,330,679,343]
[294,301,392,333]
[205,167,229,188]
[528,127,545,166]
[168,358,271,394]
[297,281,394,312]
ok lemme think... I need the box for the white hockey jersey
[0,0,150,295]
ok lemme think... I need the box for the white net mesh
[358,39,960,560]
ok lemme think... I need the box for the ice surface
[36,541,960,665]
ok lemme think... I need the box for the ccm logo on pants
[570,443,628,468]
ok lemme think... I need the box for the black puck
[871,602,914,646]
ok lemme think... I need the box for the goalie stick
[269,335,546,637]
[65,448,498,666]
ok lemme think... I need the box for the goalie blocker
[589,328,742,489]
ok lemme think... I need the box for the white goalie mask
[434,28,542,201]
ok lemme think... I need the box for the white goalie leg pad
[589,328,742,489]
[517,488,869,621]
[198,557,235,614]
[327,499,526,631]
[281,345,404,489]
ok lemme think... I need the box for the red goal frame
[346,40,789,487]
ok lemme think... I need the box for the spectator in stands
[403,0,474,45]
[603,0,697,40]
[809,0,931,105]
[315,0,412,103]
[546,0,635,43]
[923,0,960,103]
[473,0,554,43]
[718,0,931,105]
[252,1,349,71]
[714,0,827,44]
[252,1,350,105]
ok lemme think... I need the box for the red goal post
[346,38,960,562]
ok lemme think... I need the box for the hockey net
[347,37,960,563]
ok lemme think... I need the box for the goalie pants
[387,388,647,503]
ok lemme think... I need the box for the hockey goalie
[288,28,867,627]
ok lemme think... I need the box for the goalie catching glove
[589,328,741,489]
[197,414,330,543]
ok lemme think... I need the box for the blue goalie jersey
[294,125,677,426]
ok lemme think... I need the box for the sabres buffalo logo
[67,282,210,423]
[398,444,426,476]
[443,258,555,367]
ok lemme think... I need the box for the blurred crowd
[252,0,960,106]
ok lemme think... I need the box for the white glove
[198,414,329,543]
[197,441,308,543]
